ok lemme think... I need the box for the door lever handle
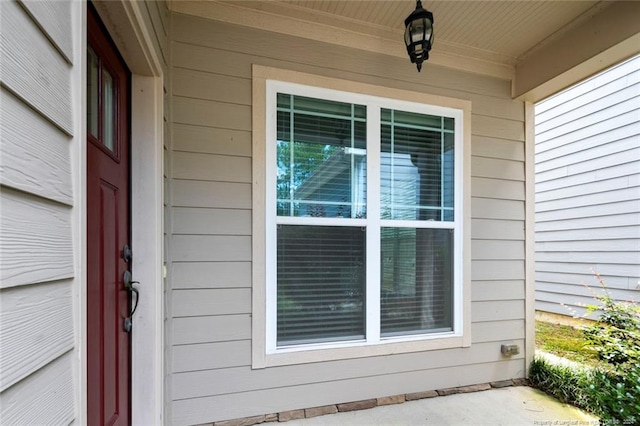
[123,270,140,332]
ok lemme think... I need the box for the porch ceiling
[170,1,640,100]
[280,0,601,62]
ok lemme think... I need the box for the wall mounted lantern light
[404,0,434,72]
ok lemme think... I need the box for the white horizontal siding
[19,0,74,62]
[536,56,640,116]
[537,260,640,278]
[0,0,72,134]
[168,13,527,424]
[0,0,78,422]
[0,88,73,205]
[0,352,75,424]
[536,120,640,165]
[0,186,73,289]
[536,212,639,232]
[0,280,74,391]
[536,271,635,290]
[535,56,640,315]
[536,281,638,302]
[536,109,639,154]
[536,160,639,193]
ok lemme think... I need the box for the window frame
[252,66,472,368]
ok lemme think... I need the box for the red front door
[86,5,132,425]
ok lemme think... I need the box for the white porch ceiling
[171,1,640,99]
[280,0,601,61]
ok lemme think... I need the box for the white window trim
[252,65,472,369]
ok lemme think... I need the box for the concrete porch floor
[285,386,598,425]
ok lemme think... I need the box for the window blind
[277,225,366,346]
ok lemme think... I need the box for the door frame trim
[78,1,164,424]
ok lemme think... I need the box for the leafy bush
[531,274,640,423]
[586,364,640,423]
[582,276,640,367]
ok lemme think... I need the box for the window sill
[253,333,469,369]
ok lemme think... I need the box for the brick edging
[212,379,530,426]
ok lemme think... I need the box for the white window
[252,67,471,368]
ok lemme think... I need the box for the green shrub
[582,276,640,367]
[529,357,592,409]
[532,274,640,422]
[586,364,640,423]
[580,275,639,421]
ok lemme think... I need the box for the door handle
[123,270,140,332]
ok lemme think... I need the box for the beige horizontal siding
[172,97,251,130]
[173,341,252,373]
[172,41,524,121]
[471,319,525,343]
[471,158,525,182]
[471,219,525,240]
[172,124,251,157]
[172,151,251,183]
[472,281,525,302]
[471,177,525,200]
[172,16,512,99]
[471,198,525,220]
[171,235,251,262]
[171,359,524,425]
[168,12,527,424]
[171,180,251,209]
[172,289,251,317]
[172,315,251,345]
[472,137,525,162]
[172,262,252,289]
[172,339,524,402]
[172,208,251,235]
[471,240,525,260]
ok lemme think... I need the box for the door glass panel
[103,68,115,152]
[87,47,99,138]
